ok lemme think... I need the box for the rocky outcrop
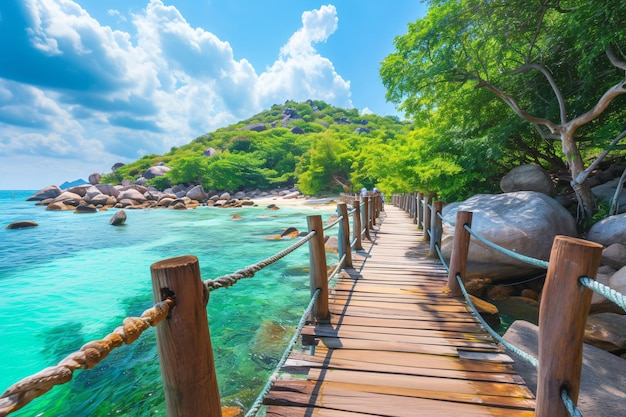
[186,185,208,201]
[203,147,217,157]
[26,185,61,201]
[53,191,83,206]
[500,164,556,196]
[117,188,146,203]
[241,123,266,132]
[441,191,577,281]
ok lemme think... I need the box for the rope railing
[245,288,321,417]
[0,195,380,417]
[0,298,175,417]
[204,231,316,291]
[392,192,623,417]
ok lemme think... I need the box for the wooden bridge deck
[263,205,536,416]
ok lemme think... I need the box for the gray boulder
[203,147,218,157]
[143,165,170,179]
[66,185,91,197]
[290,127,305,134]
[601,243,626,270]
[74,204,97,213]
[88,173,101,185]
[111,162,125,171]
[587,213,626,246]
[26,185,62,201]
[6,221,38,229]
[186,185,208,201]
[118,188,146,203]
[95,184,120,198]
[441,191,577,281]
[53,191,83,206]
[500,164,556,196]
[110,209,127,226]
[241,123,266,132]
[592,179,626,214]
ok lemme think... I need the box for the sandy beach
[251,195,342,208]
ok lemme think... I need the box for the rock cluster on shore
[26,184,302,212]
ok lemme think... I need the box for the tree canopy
[381,0,626,218]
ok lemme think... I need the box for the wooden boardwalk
[263,205,536,416]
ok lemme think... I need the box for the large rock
[203,147,217,157]
[26,185,62,201]
[592,179,626,214]
[143,165,170,179]
[88,172,101,185]
[110,209,127,226]
[53,191,83,206]
[117,188,147,203]
[500,164,556,196]
[441,192,577,280]
[601,243,626,270]
[186,185,208,201]
[66,185,91,197]
[6,221,38,230]
[503,320,626,416]
[585,313,626,351]
[241,123,266,132]
[587,213,626,246]
[95,184,120,197]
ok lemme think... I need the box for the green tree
[381,0,626,218]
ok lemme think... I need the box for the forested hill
[101,100,419,196]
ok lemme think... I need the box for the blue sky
[0,0,427,189]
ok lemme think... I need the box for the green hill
[101,100,412,196]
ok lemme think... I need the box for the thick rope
[205,231,316,291]
[579,276,626,313]
[245,288,321,417]
[328,254,347,281]
[0,298,175,417]
[463,224,550,269]
[434,243,450,273]
[323,216,342,231]
[456,274,539,368]
[561,388,584,417]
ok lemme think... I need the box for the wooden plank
[266,381,535,416]
[315,337,460,356]
[303,323,493,341]
[328,313,485,333]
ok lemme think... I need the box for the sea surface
[0,190,337,416]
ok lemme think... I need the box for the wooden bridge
[262,205,536,416]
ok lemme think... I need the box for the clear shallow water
[0,190,336,416]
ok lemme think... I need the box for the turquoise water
[0,190,336,416]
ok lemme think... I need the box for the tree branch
[573,129,626,185]
[509,63,567,124]
[474,77,559,133]
[607,48,626,71]
[569,79,626,130]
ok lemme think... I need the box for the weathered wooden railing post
[446,211,473,296]
[371,194,377,227]
[423,195,432,242]
[417,192,424,229]
[307,215,330,323]
[363,197,371,240]
[353,199,364,251]
[429,200,444,258]
[412,192,419,224]
[337,202,353,268]
[536,236,603,417]
[150,255,222,417]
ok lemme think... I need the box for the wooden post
[412,192,418,224]
[363,197,371,240]
[423,195,431,242]
[150,255,222,417]
[417,192,424,229]
[536,236,603,417]
[353,199,363,251]
[337,202,353,268]
[446,211,473,296]
[307,215,330,323]
[429,201,444,258]
[370,195,377,226]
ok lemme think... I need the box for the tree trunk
[561,129,595,220]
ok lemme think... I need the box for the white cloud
[0,0,354,188]
[360,107,374,115]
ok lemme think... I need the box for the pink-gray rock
[53,191,83,206]
[95,184,120,197]
[186,185,208,201]
[66,185,91,197]
[110,209,127,226]
[203,147,217,157]
[587,213,626,246]
[500,164,556,196]
[118,188,147,203]
[585,313,626,351]
[601,243,626,270]
[283,191,300,199]
[143,165,171,179]
[74,204,97,213]
[219,192,231,201]
[441,191,577,281]
[26,185,62,201]
[88,173,102,185]
[592,179,626,214]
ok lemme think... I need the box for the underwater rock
[6,220,38,229]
